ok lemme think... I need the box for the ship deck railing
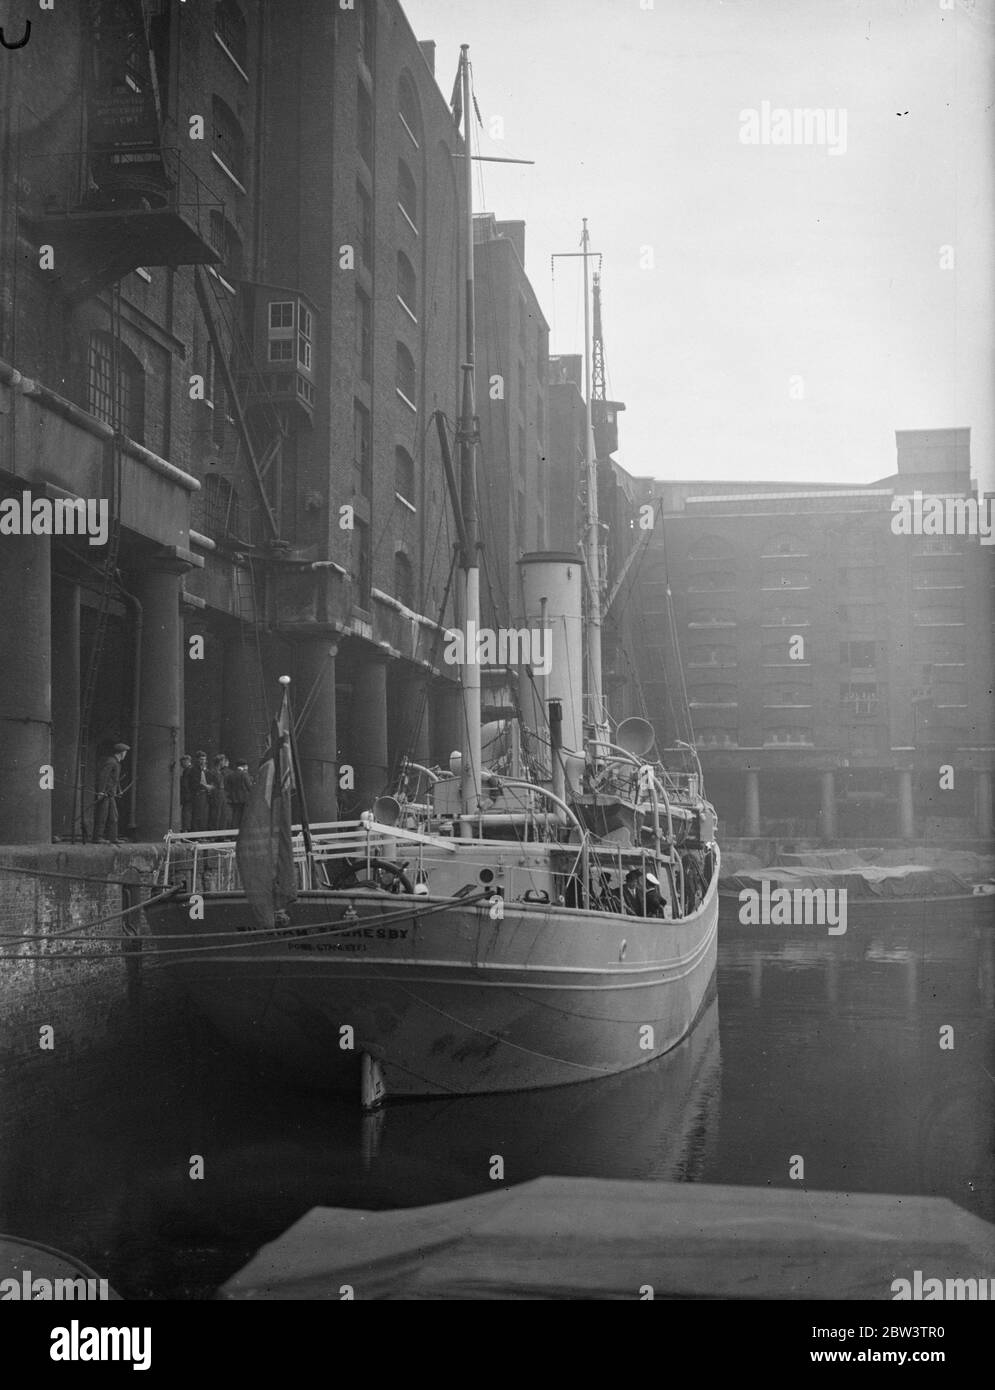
[156,819,701,916]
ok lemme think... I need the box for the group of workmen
[179,750,253,832]
[585,866,672,918]
[91,745,254,842]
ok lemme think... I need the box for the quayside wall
[0,843,191,1141]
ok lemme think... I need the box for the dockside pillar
[296,640,338,823]
[431,678,463,767]
[744,768,761,837]
[977,770,993,841]
[221,631,263,767]
[0,533,52,843]
[51,576,80,841]
[896,769,915,840]
[392,669,431,768]
[819,770,837,841]
[352,654,389,809]
[134,558,185,839]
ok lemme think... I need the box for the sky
[402,0,994,491]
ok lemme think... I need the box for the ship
[145,46,720,1103]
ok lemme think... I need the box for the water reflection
[715,907,995,1225]
[1,907,991,1298]
[362,991,722,1197]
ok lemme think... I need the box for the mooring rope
[0,889,492,962]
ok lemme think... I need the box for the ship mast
[581,220,609,750]
[457,45,482,813]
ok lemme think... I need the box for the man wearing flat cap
[93,742,129,843]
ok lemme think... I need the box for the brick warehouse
[0,0,497,845]
[634,429,995,842]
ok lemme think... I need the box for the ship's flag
[236,689,297,929]
[450,63,462,129]
[449,62,482,130]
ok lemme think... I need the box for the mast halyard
[581,219,609,751]
[457,44,482,814]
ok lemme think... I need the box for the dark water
[2,904,993,1298]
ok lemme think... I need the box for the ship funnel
[518,552,583,756]
[616,716,655,759]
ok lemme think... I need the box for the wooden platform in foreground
[218,1177,995,1300]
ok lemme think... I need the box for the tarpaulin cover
[217,1176,995,1301]
[720,864,973,899]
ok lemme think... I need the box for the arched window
[394,551,414,610]
[357,82,373,170]
[398,73,421,147]
[209,211,243,280]
[395,342,416,407]
[397,159,418,231]
[212,95,245,183]
[357,2,374,71]
[397,251,416,317]
[87,332,144,443]
[201,475,239,541]
[356,180,373,268]
[213,1,247,68]
[395,446,415,504]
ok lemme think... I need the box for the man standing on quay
[93,742,129,843]
[182,750,212,831]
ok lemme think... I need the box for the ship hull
[146,866,719,1097]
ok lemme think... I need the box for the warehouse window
[394,552,414,609]
[87,332,144,443]
[840,640,875,669]
[396,342,416,408]
[353,400,371,498]
[212,95,245,184]
[395,446,415,505]
[761,533,809,559]
[209,211,243,281]
[688,570,736,592]
[398,73,421,147]
[355,520,371,600]
[213,1,247,70]
[398,159,418,231]
[356,289,372,382]
[357,1,374,72]
[688,535,731,562]
[202,475,239,541]
[357,82,373,170]
[689,643,736,667]
[298,304,313,371]
[268,300,294,362]
[356,181,373,269]
[840,682,879,717]
[397,251,416,318]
